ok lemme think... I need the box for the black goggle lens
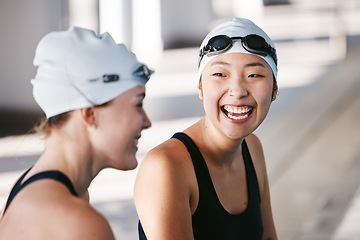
[207,35,231,52]
[244,35,268,51]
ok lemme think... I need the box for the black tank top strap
[172,132,260,201]
[2,168,78,217]
[241,140,261,202]
[172,132,213,187]
[3,168,32,216]
[21,170,78,196]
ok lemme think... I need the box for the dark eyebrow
[210,61,266,68]
[210,60,231,67]
[245,62,266,68]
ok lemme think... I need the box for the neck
[190,118,244,166]
[33,124,99,198]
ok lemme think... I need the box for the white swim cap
[198,18,277,80]
[32,27,153,118]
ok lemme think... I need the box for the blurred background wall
[1,0,356,137]
[0,0,67,135]
[0,0,210,136]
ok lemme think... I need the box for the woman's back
[0,169,114,240]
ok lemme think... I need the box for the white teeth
[224,105,251,114]
[227,113,249,120]
[223,105,252,120]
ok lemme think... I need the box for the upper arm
[245,134,277,240]
[134,144,195,240]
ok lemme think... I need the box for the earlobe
[271,83,278,101]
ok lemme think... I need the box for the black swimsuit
[138,132,263,239]
[2,168,78,216]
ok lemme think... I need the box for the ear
[198,77,204,101]
[79,107,97,128]
[271,82,279,102]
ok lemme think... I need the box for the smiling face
[91,86,151,170]
[199,52,277,140]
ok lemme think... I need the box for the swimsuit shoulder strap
[2,168,77,217]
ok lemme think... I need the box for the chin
[121,162,138,171]
[127,162,138,170]
[125,157,139,170]
[221,126,251,140]
[226,133,247,140]
[113,156,138,171]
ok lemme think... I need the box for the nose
[229,77,248,99]
[142,110,152,130]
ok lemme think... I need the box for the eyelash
[248,74,263,78]
[212,73,263,78]
[213,73,226,77]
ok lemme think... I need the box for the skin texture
[134,53,277,240]
[0,86,151,240]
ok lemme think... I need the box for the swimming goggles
[198,34,278,67]
[101,64,153,84]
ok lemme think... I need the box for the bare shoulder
[244,133,265,166]
[2,181,114,239]
[135,136,197,238]
[135,137,196,194]
[245,133,262,151]
[137,137,193,176]
[58,198,115,239]
[244,134,268,194]
[147,137,190,159]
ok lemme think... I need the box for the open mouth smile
[134,135,141,149]
[222,105,253,120]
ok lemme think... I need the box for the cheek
[253,84,273,116]
[95,110,129,144]
[201,85,223,113]
[95,122,126,152]
[202,79,224,100]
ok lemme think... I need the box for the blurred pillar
[132,0,163,68]
[68,0,99,32]
[329,0,347,60]
[99,0,132,46]
[232,0,264,22]
[160,0,213,49]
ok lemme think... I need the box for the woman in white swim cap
[135,18,278,240]
[0,27,153,240]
